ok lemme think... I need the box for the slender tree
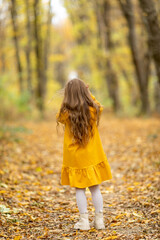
[10,0,24,92]
[0,7,6,72]
[43,0,52,95]
[25,0,33,94]
[33,0,45,111]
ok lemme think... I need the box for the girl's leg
[74,188,90,230]
[75,187,88,214]
[89,185,103,213]
[89,185,105,229]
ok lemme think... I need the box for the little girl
[56,78,112,230]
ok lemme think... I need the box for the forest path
[0,116,160,240]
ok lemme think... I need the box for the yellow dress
[56,95,112,188]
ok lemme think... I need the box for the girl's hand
[86,84,89,88]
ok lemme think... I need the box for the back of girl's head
[58,78,101,146]
[63,78,91,111]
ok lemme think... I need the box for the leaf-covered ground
[0,115,160,240]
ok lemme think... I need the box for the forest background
[0,0,160,119]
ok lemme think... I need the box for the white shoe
[74,213,90,230]
[91,211,105,230]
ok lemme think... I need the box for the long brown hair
[57,78,101,146]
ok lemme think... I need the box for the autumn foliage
[0,115,159,239]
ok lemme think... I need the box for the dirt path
[0,116,160,239]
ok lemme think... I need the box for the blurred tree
[33,0,45,111]
[25,0,33,95]
[139,0,160,113]
[139,0,160,84]
[33,0,44,111]
[10,0,24,92]
[54,45,66,86]
[43,0,52,95]
[33,0,53,112]
[93,0,120,112]
[119,0,151,114]
[0,2,6,72]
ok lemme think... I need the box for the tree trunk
[10,0,24,92]
[33,0,45,112]
[54,61,66,87]
[139,0,160,113]
[43,0,52,95]
[106,61,120,111]
[94,0,120,112]
[154,81,160,113]
[139,0,160,84]
[119,0,150,114]
[25,0,32,94]
[0,3,6,73]
[0,19,6,72]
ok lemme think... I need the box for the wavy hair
[57,78,101,146]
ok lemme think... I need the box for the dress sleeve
[90,93,103,113]
[56,109,69,124]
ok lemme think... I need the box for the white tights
[75,185,103,214]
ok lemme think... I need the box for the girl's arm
[56,109,69,124]
[90,92,103,113]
